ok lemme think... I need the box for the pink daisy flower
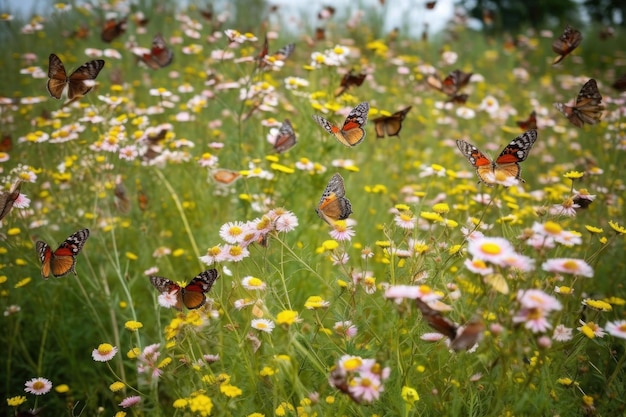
[541,258,594,278]
[24,377,52,395]
[605,320,626,339]
[467,237,516,266]
[119,395,142,408]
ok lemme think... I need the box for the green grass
[1,1,626,416]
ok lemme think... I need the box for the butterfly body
[554,79,603,128]
[36,229,90,279]
[47,54,105,100]
[372,106,412,138]
[552,25,582,65]
[316,173,352,224]
[312,102,369,147]
[456,129,537,187]
[150,269,219,310]
[272,119,297,153]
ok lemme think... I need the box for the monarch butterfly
[100,17,127,42]
[371,106,412,139]
[316,173,352,225]
[552,25,582,65]
[312,102,369,147]
[36,228,90,279]
[334,69,367,97]
[149,269,219,310]
[426,69,472,103]
[415,298,484,352]
[138,34,173,69]
[456,129,538,187]
[554,79,604,128]
[272,119,297,153]
[516,110,537,131]
[0,180,21,221]
[212,169,241,185]
[47,54,105,100]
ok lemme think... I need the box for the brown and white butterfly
[426,69,472,103]
[0,180,22,221]
[334,69,367,97]
[554,79,604,128]
[312,102,369,147]
[371,106,412,139]
[47,54,105,100]
[416,298,484,352]
[271,119,297,153]
[552,25,582,65]
[316,173,352,225]
[456,129,538,187]
[149,269,219,310]
[137,34,173,70]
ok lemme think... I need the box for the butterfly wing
[316,173,352,224]
[572,79,603,126]
[450,318,485,351]
[47,54,68,99]
[312,115,338,135]
[415,298,458,340]
[336,101,369,147]
[492,129,538,184]
[0,181,21,221]
[67,60,105,100]
[35,241,52,280]
[49,228,90,277]
[552,25,582,65]
[273,43,295,61]
[456,139,494,185]
[181,269,219,309]
[150,276,183,310]
[516,110,537,131]
[273,119,297,153]
[101,18,127,42]
[212,169,240,185]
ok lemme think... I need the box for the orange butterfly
[100,17,127,42]
[416,298,484,351]
[516,110,537,131]
[312,102,369,147]
[138,34,173,69]
[554,79,604,128]
[272,119,297,153]
[552,25,582,65]
[316,173,352,225]
[426,69,472,103]
[372,106,412,139]
[47,54,105,100]
[334,69,367,97]
[212,169,241,185]
[0,180,21,221]
[150,269,219,310]
[36,229,90,279]
[456,129,538,187]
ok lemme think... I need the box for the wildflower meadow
[1,1,626,416]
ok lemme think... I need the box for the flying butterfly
[271,119,297,153]
[312,101,369,147]
[371,106,412,139]
[456,129,538,187]
[316,173,352,225]
[47,54,105,100]
[0,134,12,152]
[334,69,367,97]
[137,34,173,69]
[516,110,537,131]
[552,25,582,65]
[149,269,219,310]
[0,180,22,221]
[426,69,472,103]
[212,169,241,185]
[257,36,295,69]
[554,79,604,128]
[101,17,127,42]
[36,228,90,279]
[613,73,626,92]
[415,298,484,352]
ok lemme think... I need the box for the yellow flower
[276,310,300,326]
[127,347,140,359]
[343,357,362,371]
[609,220,626,235]
[173,398,188,408]
[270,163,295,174]
[402,386,420,405]
[420,211,444,222]
[7,227,20,236]
[125,252,138,260]
[584,299,612,311]
[247,413,265,417]
[557,377,574,386]
[582,395,594,406]
[125,321,143,331]
[322,240,339,251]
[55,384,70,393]
[585,225,603,234]
[432,203,449,214]
[110,381,125,392]
[259,366,276,376]
[6,395,27,406]
[172,248,185,257]
[188,394,213,416]
[220,384,243,398]
[304,296,329,309]
[15,277,31,288]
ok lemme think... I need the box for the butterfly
[425,1,437,9]
[100,17,127,42]
[334,69,367,97]
[554,79,604,128]
[415,298,484,352]
[0,134,12,152]
[318,5,336,20]
[113,176,130,213]
[212,169,241,185]
[456,129,538,187]
[149,269,219,310]
[372,106,412,139]
[138,34,173,69]
[36,228,90,279]
[272,119,297,153]
[552,25,582,65]
[0,180,21,221]
[613,73,626,91]
[312,102,369,147]
[516,110,537,131]
[316,173,352,225]
[426,69,472,103]
[47,54,105,100]
[257,36,295,69]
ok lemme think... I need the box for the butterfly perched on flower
[334,69,367,97]
[100,16,127,42]
[316,173,352,225]
[271,119,297,153]
[456,129,538,187]
[257,36,295,69]
[554,79,604,128]
[149,269,219,310]
[372,106,412,139]
[516,110,537,131]
[426,69,472,103]
[552,25,582,65]
[47,54,105,100]
[0,180,22,222]
[136,34,173,70]
[312,102,369,147]
[36,229,90,279]
[415,298,484,352]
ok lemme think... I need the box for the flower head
[24,377,52,395]
[92,343,118,362]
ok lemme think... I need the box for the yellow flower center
[480,242,502,255]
